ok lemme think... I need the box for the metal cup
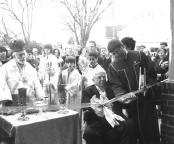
[12,94,19,106]
[18,88,27,106]
[58,97,66,110]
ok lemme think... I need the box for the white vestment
[38,54,60,89]
[61,68,81,108]
[0,59,45,102]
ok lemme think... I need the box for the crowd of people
[0,37,169,144]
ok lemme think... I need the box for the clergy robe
[61,68,81,109]
[107,50,160,144]
[38,54,60,101]
[0,59,45,104]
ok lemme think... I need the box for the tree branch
[60,0,81,26]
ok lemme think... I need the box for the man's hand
[119,92,136,104]
[113,113,125,122]
[35,97,44,101]
[112,114,125,126]
[103,102,112,109]
[165,71,169,78]
[90,95,104,117]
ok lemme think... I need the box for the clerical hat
[10,39,25,52]
[107,39,124,53]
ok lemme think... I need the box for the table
[0,109,81,144]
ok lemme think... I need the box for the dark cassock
[97,55,111,72]
[107,39,160,144]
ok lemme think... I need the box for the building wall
[161,81,174,144]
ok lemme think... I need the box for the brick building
[160,1,174,143]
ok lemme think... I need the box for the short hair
[93,71,106,79]
[107,39,124,53]
[88,50,99,58]
[53,48,60,56]
[150,47,159,52]
[44,44,53,53]
[160,42,168,47]
[158,48,167,54]
[44,44,53,49]
[65,56,76,63]
[89,41,96,47]
[58,44,62,49]
[0,46,7,53]
[121,37,136,50]
[139,45,146,48]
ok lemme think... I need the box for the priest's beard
[15,57,26,66]
[111,53,126,63]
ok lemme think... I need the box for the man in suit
[82,70,136,144]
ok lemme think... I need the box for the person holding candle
[59,56,81,110]
[38,44,60,104]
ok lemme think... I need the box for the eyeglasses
[96,76,106,79]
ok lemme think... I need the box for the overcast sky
[0,0,171,47]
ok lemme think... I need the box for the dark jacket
[98,56,111,72]
[154,56,168,81]
[82,84,125,124]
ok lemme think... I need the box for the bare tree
[0,18,18,46]
[59,0,112,47]
[0,0,37,47]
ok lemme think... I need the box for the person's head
[32,48,38,56]
[143,48,150,56]
[44,44,52,55]
[160,42,168,49]
[58,44,62,49]
[137,45,146,52]
[121,37,136,50]
[10,39,26,65]
[26,49,33,60]
[65,56,76,71]
[87,50,99,67]
[65,47,70,55]
[88,40,96,47]
[93,70,107,88]
[53,48,61,58]
[87,40,100,53]
[158,48,167,59]
[107,39,127,62]
[0,46,7,61]
[100,47,107,56]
